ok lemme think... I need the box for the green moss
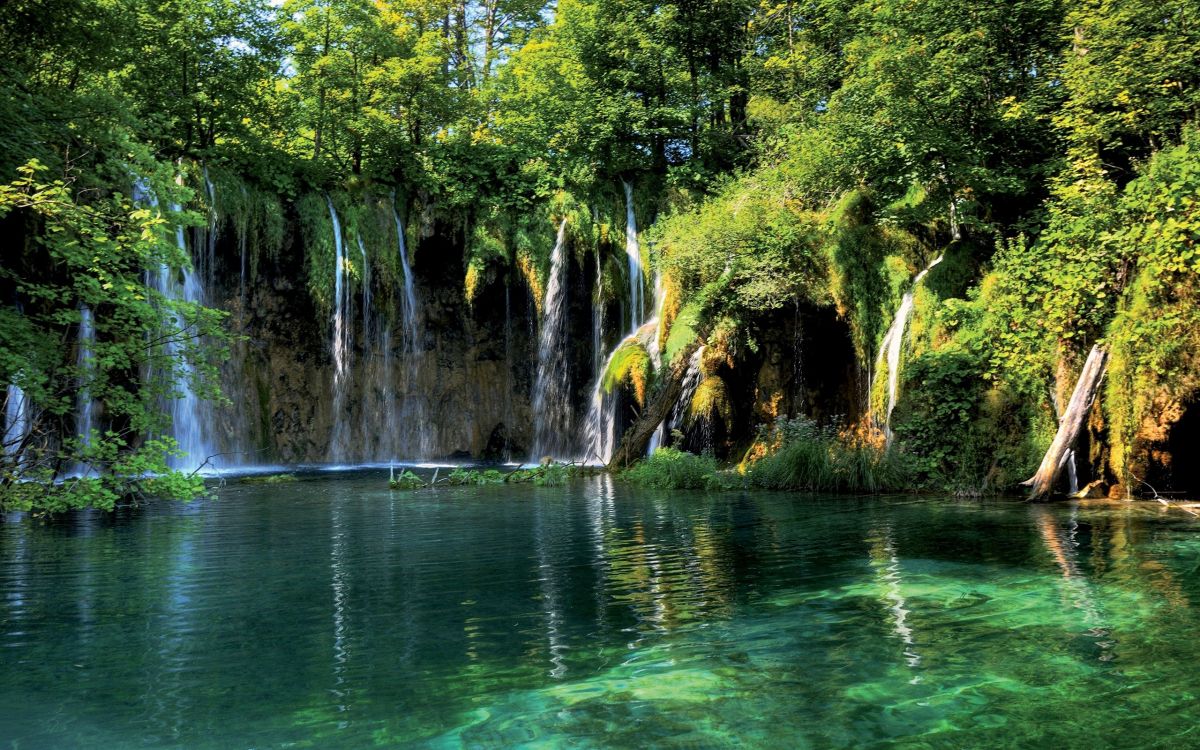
[205,166,285,280]
[824,191,925,364]
[603,340,653,405]
[663,298,703,365]
[296,192,337,316]
[241,473,297,484]
[689,376,732,427]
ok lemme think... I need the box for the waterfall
[503,283,514,461]
[198,167,218,285]
[327,195,352,460]
[592,248,604,378]
[582,182,647,464]
[357,235,371,344]
[532,219,572,459]
[133,174,216,471]
[72,306,96,475]
[622,181,644,329]
[872,254,944,444]
[389,192,427,458]
[669,345,706,436]
[581,336,633,465]
[391,193,419,348]
[4,384,30,465]
[645,268,666,455]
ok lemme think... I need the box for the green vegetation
[0,162,223,511]
[627,421,911,495]
[747,419,911,494]
[390,464,575,491]
[625,448,736,491]
[241,473,298,484]
[389,470,424,490]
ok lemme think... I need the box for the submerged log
[1024,344,1108,500]
[607,342,702,470]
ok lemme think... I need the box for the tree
[0,160,228,512]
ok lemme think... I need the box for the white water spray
[532,219,572,459]
[327,195,352,460]
[622,181,644,330]
[872,255,944,444]
[72,306,96,474]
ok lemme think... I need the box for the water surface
[3,475,1200,748]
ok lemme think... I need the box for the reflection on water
[867,525,921,673]
[4,479,1200,747]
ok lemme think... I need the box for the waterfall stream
[582,183,647,464]
[532,219,572,459]
[327,195,352,460]
[4,384,30,465]
[72,306,96,474]
[669,345,706,439]
[622,181,644,328]
[872,254,944,444]
[389,193,427,458]
[645,268,666,455]
[132,175,216,472]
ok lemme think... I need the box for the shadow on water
[3,481,1200,747]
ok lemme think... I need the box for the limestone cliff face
[197,208,863,466]
[205,216,538,464]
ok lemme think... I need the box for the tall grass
[625,447,736,490]
[747,418,911,493]
[624,419,911,494]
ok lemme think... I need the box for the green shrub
[748,418,911,493]
[625,447,737,490]
[533,463,569,486]
[389,470,424,490]
[445,468,507,486]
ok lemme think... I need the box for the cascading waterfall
[532,219,572,459]
[623,181,645,327]
[356,234,375,456]
[582,182,646,464]
[581,335,633,465]
[163,202,216,470]
[135,177,216,471]
[4,384,30,464]
[872,254,944,444]
[391,193,419,348]
[646,268,666,455]
[667,345,706,442]
[389,192,427,458]
[592,248,604,378]
[503,283,514,460]
[357,236,371,343]
[72,306,96,474]
[198,167,218,285]
[326,194,352,461]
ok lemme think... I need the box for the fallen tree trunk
[607,342,702,470]
[1023,344,1108,500]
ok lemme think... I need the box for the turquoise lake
[3,473,1200,748]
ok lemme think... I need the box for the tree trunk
[607,342,701,470]
[1024,344,1108,500]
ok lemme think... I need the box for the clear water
[3,478,1200,748]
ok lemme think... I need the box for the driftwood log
[1023,344,1108,500]
[607,342,702,470]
